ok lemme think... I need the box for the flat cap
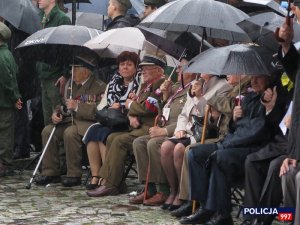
[139,54,166,68]
[116,0,132,10]
[0,22,11,42]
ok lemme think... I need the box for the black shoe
[160,203,171,210]
[179,208,214,224]
[13,150,30,160]
[168,204,181,211]
[35,175,61,185]
[62,177,81,187]
[205,214,233,225]
[171,201,193,217]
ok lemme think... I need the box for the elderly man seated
[86,53,166,197]
[180,75,279,225]
[35,54,106,187]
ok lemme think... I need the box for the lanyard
[164,82,192,108]
[137,78,160,101]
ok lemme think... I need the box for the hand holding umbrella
[277,18,294,53]
[275,0,294,42]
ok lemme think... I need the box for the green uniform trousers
[100,127,148,188]
[0,108,14,165]
[41,123,83,177]
[41,79,61,126]
[133,135,168,184]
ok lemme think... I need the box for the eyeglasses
[141,66,158,70]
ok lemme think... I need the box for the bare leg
[173,143,185,205]
[87,141,102,184]
[161,140,177,204]
[98,141,106,165]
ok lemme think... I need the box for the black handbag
[95,107,129,128]
[192,115,205,142]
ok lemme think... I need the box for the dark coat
[278,45,300,161]
[106,15,140,30]
[215,91,277,180]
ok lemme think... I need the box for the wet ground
[0,155,285,225]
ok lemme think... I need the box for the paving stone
[0,163,288,225]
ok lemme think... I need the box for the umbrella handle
[274,0,292,42]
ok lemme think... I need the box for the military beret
[144,0,166,7]
[116,0,132,10]
[139,54,166,68]
[0,22,11,42]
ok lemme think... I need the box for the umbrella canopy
[243,0,287,16]
[139,0,251,42]
[64,0,92,25]
[84,27,184,59]
[16,25,102,66]
[0,0,41,34]
[184,44,271,76]
[66,12,107,30]
[238,12,300,52]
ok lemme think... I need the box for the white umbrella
[84,27,184,58]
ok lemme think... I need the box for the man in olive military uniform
[87,54,166,197]
[35,54,106,187]
[142,0,166,19]
[37,0,71,125]
[129,57,196,206]
[0,22,22,176]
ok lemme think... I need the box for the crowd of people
[0,0,300,225]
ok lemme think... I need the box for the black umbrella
[242,0,287,16]
[66,12,107,30]
[16,25,102,66]
[184,44,271,76]
[238,12,300,52]
[0,0,41,34]
[139,0,251,42]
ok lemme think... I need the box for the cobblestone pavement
[0,157,285,225]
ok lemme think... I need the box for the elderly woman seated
[160,74,232,210]
[83,51,141,190]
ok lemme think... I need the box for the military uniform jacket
[64,75,106,136]
[36,5,71,80]
[164,82,190,136]
[128,78,165,135]
[0,44,20,108]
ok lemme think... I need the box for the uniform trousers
[99,126,148,188]
[41,123,83,177]
[133,135,168,184]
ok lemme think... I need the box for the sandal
[86,176,100,190]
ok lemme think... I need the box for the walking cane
[192,104,211,213]
[25,126,56,189]
[143,111,166,201]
